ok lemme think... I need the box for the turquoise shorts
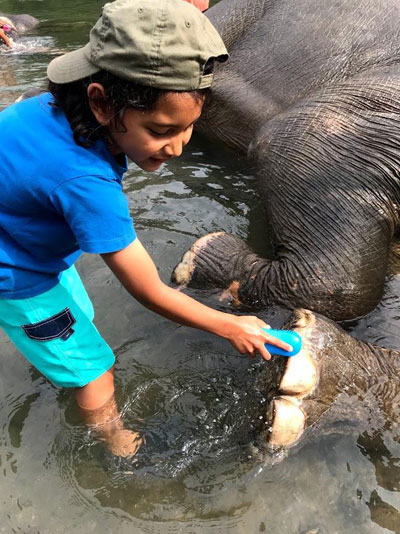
[0,265,115,388]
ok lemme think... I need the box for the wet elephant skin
[257,309,399,450]
[173,0,400,321]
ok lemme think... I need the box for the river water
[0,1,399,532]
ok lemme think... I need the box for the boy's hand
[183,0,209,12]
[224,316,292,361]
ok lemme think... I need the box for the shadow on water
[0,0,399,532]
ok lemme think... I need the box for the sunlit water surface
[0,1,399,532]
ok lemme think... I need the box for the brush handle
[262,328,302,357]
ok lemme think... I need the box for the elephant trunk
[171,231,384,320]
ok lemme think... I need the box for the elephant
[0,13,39,47]
[5,0,398,456]
[172,0,400,322]
[257,308,399,451]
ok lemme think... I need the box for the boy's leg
[75,363,115,411]
[0,265,142,457]
[75,366,142,457]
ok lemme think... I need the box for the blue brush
[262,328,302,357]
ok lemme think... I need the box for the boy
[0,0,290,457]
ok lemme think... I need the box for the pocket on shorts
[22,307,76,342]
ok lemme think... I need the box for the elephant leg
[173,68,400,320]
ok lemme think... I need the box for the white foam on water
[1,36,55,55]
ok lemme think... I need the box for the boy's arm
[102,239,291,361]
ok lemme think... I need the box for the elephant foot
[172,232,259,301]
[265,309,319,449]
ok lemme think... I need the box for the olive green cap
[47,0,228,90]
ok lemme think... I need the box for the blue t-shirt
[0,93,136,299]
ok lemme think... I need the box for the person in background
[0,17,14,48]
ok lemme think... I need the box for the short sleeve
[49,175,136,253]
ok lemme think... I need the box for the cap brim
[47,43,100,84]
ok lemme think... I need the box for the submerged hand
[182,0,209,12]
[225,316,292,361]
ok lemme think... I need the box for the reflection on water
[0,0,399,532]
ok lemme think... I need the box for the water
[0,1,399,532]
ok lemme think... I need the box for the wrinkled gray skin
[258,309,399,451]
[172,0,400,322]
[0,13,39,43]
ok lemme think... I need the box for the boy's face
[108,92,204,171]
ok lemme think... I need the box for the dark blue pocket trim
[22,307,76,342]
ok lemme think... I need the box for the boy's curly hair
[48,70,206,148]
